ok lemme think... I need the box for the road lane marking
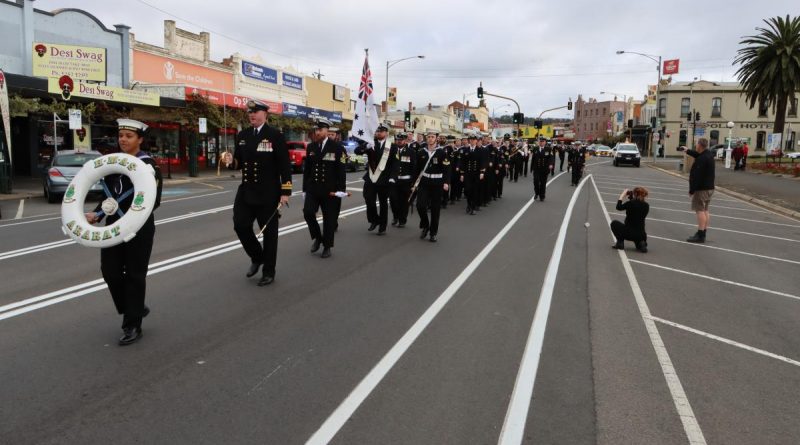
[603,200,799,228]
[0,205,368,319]
[591,176,707,445]
[592,174,683,186]
[608,213,800,244]
[628,259,800,302]
[597,191,768,213]
[650,316,800,368]
[647,235,800,265]
[305,172,568,445]
[197,182,225,190]
[14,200,24,219]
[595,185,740,202]
[497,175,590,444]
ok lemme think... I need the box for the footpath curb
[647,164,800,220]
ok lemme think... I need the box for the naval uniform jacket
[459,145,487,176]
[303,138,347,195]
[355,139,398,186]
[232,125,292,205]
[415,145,451,187]
[396,144,417,184]
[94,151,163,224]
[531,147,555,170]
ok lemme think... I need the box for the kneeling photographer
[610,187,649,253]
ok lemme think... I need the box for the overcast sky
[37,0,797,119]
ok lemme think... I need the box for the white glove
[334,191,348,198]
[389,179,396,183]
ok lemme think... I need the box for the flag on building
[350,52,379,143]
[663,59,680,75]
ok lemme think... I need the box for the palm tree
[734,15,800,137]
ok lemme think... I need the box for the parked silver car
[43,150,104,203]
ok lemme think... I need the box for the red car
[287,141,308,172]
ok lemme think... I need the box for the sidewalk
[647,159,800,218]
[0,169,240,202]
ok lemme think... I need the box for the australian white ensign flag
[350,52,379,143]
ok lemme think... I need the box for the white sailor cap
[117,118,148,133]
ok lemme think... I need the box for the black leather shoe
[257,275,275,286]
[391,219,398,226]
[118,327,142,346]
[142,306,150,318]
[686,232,705,243]
[420,228,429,239]
[246,263,261,278]
[612,242,624,250]
[368,223,378,231]
[311,239,322,253]
[321,247,331,258]
[398,222,406,228]
[470,209,476,215]
[636,241,648,253]
[539,196,545,201]
[377,228,386,236]
[429,234,438,242]
[466,206,472,214]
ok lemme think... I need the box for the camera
[626,190,633,199]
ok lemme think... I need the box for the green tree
[734,15,800,135]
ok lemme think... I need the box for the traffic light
[512,112,524,124]
[534,120,543,129]
[686,112,692,122]
[694,111,701,122]
[567,99,573,111]
[404,111,411,124]
[477,86,484,99]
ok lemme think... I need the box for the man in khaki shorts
[685,137,715,243]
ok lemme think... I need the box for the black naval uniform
[441,144,455,207]
[450,145,464,203]
[303,137,347,250]
[96,151,163,332]
[484,144,499,205]
[390,143,417,226]
[531,145,555,200]
[415,144,451,240]
[355,138,398,233]
[495,144,509,198]
[569,146,587,186]
[511,146,524,182]
[231,124,293,282]
[557,145,566,172]
[522,146,530,177]
[460,144,486,213]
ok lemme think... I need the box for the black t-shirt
[616,199,649,236]
[688,149,715,193]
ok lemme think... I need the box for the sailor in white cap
[85,118,163,345]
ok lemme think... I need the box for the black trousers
[364,182,390,229]
[508,162,516,181]
[571,164,584,185]
[303,191,338,248]
[610,220,646,244]
[513,159,523,181]
[101,216,154,329]
[522,157,529,176]
[533,168,549,198]
[233,191,280,276]
[390,181,413,224]
[495,172,505,197]
[417,184,443,234]
[463,173,480,210]
[451,174,463,201]
[559,155,565,171]
[484,171,495,204]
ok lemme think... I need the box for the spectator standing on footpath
[685,137,715,243]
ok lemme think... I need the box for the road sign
[198,117,207,134]
[694,127,705,137]
[68,109,81,130]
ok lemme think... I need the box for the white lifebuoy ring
[60,153,157,248]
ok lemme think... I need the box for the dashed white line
[591,176,707,445]
[628,259,800,302]
[650,316,800,368]
[597,191,768,213]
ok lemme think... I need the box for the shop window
[679,130,687,146]
[758,100,768,117]
[787,131,796,151]
[711,97,722,117]
[756,131,766,149]
[789,98,798,117]
[710,130,719,146]
[680,98,690,118]
[658,98,667,118]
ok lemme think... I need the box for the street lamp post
[725,121,735,169]
[617,50,662,163]
[385,55,425,117]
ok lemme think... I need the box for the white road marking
[345,187,363,192]
[592,174,682,186]
[305,172,568,445]
[597,191,768,213]
[647,235,800,265]
[650,316,800,368]
[595,179,687,191]
[627,259,800,302]
[603,200,800,228]
[14,200,24,219]
[161,190,231,203]
[591,176,707,445]
[595,185,740,203]
[608,212,800,244]
[0,205,369,319]
[497,175,590,444]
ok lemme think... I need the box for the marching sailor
[85,118,163,345]
[390,132,416,228]
[531,137,555,201]
[414,130,450,242]
[354,123,398,235]
[222,99,292,286]
[302,118,347,258]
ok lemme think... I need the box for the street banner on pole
[350,51,379,143]
[647,85,657,104]
[68,109,82,130]
[663,59,680,75]
[388,87,397,109]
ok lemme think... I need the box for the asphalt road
[1,159,798,444]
